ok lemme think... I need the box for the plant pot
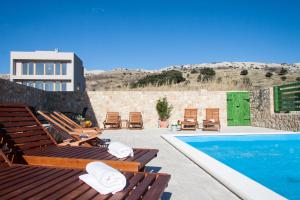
[159,120,169,128]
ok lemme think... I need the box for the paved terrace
[101,127,287,200]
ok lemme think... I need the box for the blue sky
[0,0,300,74]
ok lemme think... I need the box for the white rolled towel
[108,142,134,159]
[79,162,126,194]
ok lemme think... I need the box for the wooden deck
[23,146,158,171]
[0,104,158,171]
[0,164,170,200]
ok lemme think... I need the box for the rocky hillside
[85,62,300,91]
[1,62,299,91]
[162,62,300,72]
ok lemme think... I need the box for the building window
[55,81,61,91]
[61,82,67,91]
[22,62,34,75]
[22,63,28,75]
[35,81,44,90]
[13,64,16,75]
[28,63,34,75]
[45,81,54,91]
[36,63,44,75]
[62,63,67,75]
[55,63,61,75]
[45,63,54,75]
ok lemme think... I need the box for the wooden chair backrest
[106,112,120,123]
[53,111,81,129]
[205,108,220,122]
[0,105,56,154]
[38,111,74,133]
[184,108,198,120]
[129,112,142,123]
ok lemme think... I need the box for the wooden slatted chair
[128,112,144,129]
[36,111,99,147]
[0,104,158,172]
[0,150,170,200]
[39,111,101,135]
[103,112,121,129]
[181,108,199,130]
[53,111,101,133]
[203,108,221,131]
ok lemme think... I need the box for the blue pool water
[177,134,300,200]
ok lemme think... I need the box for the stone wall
[250,87,300,131]
[2,78,299,131]
[0,79,227,128]
[0,79,97,125]
[0,78,46,110]
[87,90,228,128]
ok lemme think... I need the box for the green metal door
[227,92,251,126]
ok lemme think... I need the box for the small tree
[278,68,288,76]
[200,67,216,76]
[191,68,199,74]
[296,77,300,82]
[281,76,287,81]
[156,97,173,121]
[240,69,248,75]
[265,72,273,78]
[199,67,216,81]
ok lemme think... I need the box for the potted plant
[156,97,173,128]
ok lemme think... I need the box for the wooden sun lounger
[203,108,221,131]
[53,111,101,133]
[0,152,170,200]
[37,111,99,147]
[128,112,144,129]
[103,112,121,129]
[38,110,101,136]
[0,104,158,172]
[181,108,199,130]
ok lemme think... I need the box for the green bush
[296,77,300,81]
[198,67,216,82]
[265,72,273,78]
[200,67,216,76]
[240,69,248,75]
[281,76,287,81]
[191,68,199,74]
[278,68,288,76]
[131,70,185,88]
[156,97,173,121]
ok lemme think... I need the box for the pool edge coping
[161,133,291,200]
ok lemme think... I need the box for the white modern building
[10,50,85,91]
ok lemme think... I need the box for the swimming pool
[174,134,300,200]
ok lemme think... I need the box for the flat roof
[10,50,82,62]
